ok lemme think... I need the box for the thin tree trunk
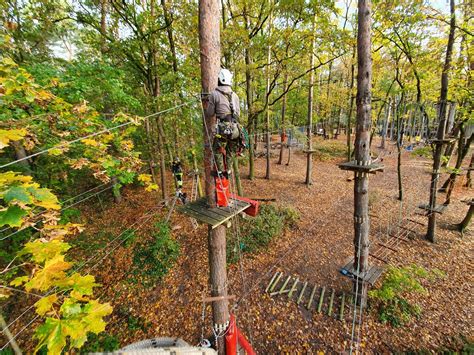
[305,14,316,186]
[465,153,473,188]
[199,2,229,353]
[0,313,21,355]
[380,98,391,149]
[353,0,373,308]
[264,5,273,180]
[426,0,455,243]
[346,43,356,161]
[278,73,288,165]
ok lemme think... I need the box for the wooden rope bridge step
[265,272,355,322]
[177,197,251,229]
[339,258,384,285]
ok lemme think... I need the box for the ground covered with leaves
[7,136,473,353]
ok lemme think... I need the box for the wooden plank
[407,218,425,226]
[297,282,308,305]
[378,242,398,252]
[270,289,290,296]
[288,278,299,299]
[339,293,346,321]
[307,286,317,310]
[317,287,326,313]
[269,272,283,293]
[400,225,417,234]
[369,253,388,264]
[328,289,335,316]
[278,276,292,294]
[203,295,236,303]
[388,233,410,243]
[338,161,384,173]
[367,266,384,285]
[265,272,279,293]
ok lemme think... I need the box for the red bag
[215,176,230,207]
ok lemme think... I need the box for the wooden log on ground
[307,285,317,310]
[328,289,335,316]
[269,272,283,293]
[297,282,308,305]
[339,293,346,321]
[288,278,299,299]
[265,272,280,293]
[278,276,292,294]
[317,287,326,313]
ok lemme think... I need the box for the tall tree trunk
[346,43,356,161]
[264,5,273,180]
[396,95,406,201]
[441,120,461,168]
[305,14,316,186]
[278,73,288,165]
[156,113,167,200]
[244,21,255,180]
[100,0,108,53]
[353,0,373,308]
[199,2,229,353]
[426,0,456,243]
[443,130,473,205]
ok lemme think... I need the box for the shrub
[369,264,440,327]
[80,332,121,352]
[130,222,180,287]
[227,204,299,264]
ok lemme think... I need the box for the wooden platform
[177,197,250,229]
[418,203,447,214]
[339,259,384,285]
[338,161,384,173]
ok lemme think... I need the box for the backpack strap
[216,88,235,121]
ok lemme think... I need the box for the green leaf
[10,275,29,287]
[3,186,33,204]
[0,205,28,227]
[22,239,71,264]
[34,318,66,354]
[27,187,60,210]
[35,294,58,316]
[59,298,82,317]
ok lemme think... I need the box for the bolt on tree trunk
[199,1,229,352]
[426,0,456,243]
[352,0,373,308]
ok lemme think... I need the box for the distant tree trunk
[457,204,473,234]
[443,130,473,205]
[100,0,108,53]
[380,98,391,149]
[11,141,30,173]
[352,0,372,308]
[426,0,456,243]
[465,153,473,188]
[441,120,461,168]
[264,6,273,180]
[245,31,255,180]
[232,157,243,196]
[346,43,356,161]
[278,73,288,165]
[199,1,229,353]
[305,14,316,186]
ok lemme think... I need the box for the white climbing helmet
[218,68,233,86]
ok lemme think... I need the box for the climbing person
[204,68,246,177]
[171,157,187,204]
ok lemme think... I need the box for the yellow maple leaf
[0,128,27,150]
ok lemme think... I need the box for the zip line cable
[0,101,196,170]
[1,198,170,350]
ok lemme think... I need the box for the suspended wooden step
[265,272,353,321]
[177,197,251,229]
[339,258,384,285]
[418,203,447,214]
[338,161,384,174]
[428,138,456,145]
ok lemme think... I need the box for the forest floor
[9,135,473,353]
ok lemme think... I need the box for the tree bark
[426,0,456,243]
[278,73,288,165]
[346,43,356,161]
[457,204,473,234]
[380,98,391,149]
[353,0,373,308]
[264,5,273,180]
[465,153,473,188]
[305,14,316,186]
[199,2,229,353]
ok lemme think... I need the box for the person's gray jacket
[205,85,240,121]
